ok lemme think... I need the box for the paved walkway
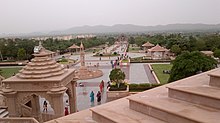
[129,64,149,83]
[143,64,157,84]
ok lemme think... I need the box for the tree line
[129,33,220,55]
[0,37,115,61]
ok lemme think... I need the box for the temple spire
[80,41,84,50]
[80,41,85,67]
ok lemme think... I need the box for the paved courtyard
[65,48,159,111]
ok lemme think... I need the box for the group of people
[110,53,130,69]
[90,90,101,105]
[89,80,106,106]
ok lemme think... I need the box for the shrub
[109,83,127,91]
[129,83,164,92]
[109,68,125,88]
[58,58,68,62]
[121,59,129,63]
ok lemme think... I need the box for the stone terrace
[45,67,220,123]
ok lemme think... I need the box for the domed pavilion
[1,43,78,122]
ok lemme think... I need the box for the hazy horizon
[1,0,220,34]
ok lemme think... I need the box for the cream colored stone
[1,45,78,122]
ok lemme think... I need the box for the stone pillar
[31,95,43,122]
[80,42,85,67]
[2,85,18,117]
[69,80,77,113]
[151,51,153,59]
[162,51,165,59]
[47,84,67,117]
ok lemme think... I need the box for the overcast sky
[0,0,220,34]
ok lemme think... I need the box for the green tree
[169,51,217,82]
[17,48,26,60]
[170,44,181,55]
[213,49,220,58]
[196,39,206,51]
[109,68,125,88]
[129,37,135,44]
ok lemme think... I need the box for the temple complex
[75,42,103,80]
[1,43,78,122]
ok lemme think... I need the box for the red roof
[68,44,80,49]
[148,44,168,52]
[142,42,154,47]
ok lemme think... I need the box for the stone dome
[16,49,66,79]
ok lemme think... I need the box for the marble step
[168,86,220,109]
[0,108,9,118]
[90,98,166,123]
[208,70,220,87]
[0,108,6,115]
[129,97,220,123]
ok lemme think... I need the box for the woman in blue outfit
[90,91,95,106]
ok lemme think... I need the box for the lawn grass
[129,47,140,51]
[151,64,173,84]
[0,67,22,78]
[121,59,129,63]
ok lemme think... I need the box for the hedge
[129,83,164,92]
[109,83,127,91]
[108,83,164,91]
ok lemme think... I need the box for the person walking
[64,107,69,116]
[101,80,104,90]
[90,91,95,106]
[99,80,105,92]
[107,81,111,90]
[43,100,48,113]
[99,81,103,92]
[96,91,101,105]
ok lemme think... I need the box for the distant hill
[50,23,220,35]
[1,23,220,38]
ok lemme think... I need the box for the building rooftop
[68,44,80,49]
[142,42,154,47]
[201,51,213,56]
[148,44,169,52]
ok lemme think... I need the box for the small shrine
[148,44,170,60]
[68,44,80,54]
[142,42,155,52]
[1,42,78,122]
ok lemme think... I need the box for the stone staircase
[90,69,220,123]
[0,107,9,118]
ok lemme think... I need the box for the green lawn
[151,64,173,84]
[121,59,129,63]
[0,67,22,78]
[129,47,140,52]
